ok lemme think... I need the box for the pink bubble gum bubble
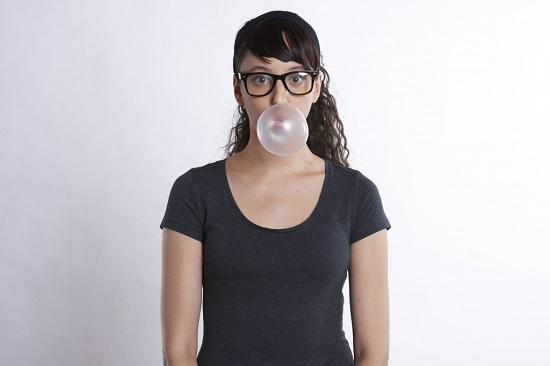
[257,103,309,156]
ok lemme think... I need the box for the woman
[161,10,390,366]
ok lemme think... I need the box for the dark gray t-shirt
[161,159,390,366]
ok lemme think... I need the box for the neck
[237,139,319,175]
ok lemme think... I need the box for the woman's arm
[161,228,203,366]
[349,229,389,366]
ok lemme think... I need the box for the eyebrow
[244,65,305,73]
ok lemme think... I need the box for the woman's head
[233,11,321,74]
[226,11,350,167]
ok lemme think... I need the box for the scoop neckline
[220,159,329,233]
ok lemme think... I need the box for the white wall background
[1,0,549,365]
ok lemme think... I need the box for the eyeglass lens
[246,72,313,96]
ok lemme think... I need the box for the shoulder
[167,160,226,202]
[172,159,225,188]
[330,163,390,241]
[326,160,380,194]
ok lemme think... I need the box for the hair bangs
[244,20,320,71]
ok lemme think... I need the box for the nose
[270,79,288,105]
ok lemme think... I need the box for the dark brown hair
[226,20,350,167]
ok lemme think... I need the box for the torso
[161,157,388,365]
[225,154,325,229]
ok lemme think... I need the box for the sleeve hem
[159,222,203,243]
[350,224,391,245]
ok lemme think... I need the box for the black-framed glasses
[236,70,319,97]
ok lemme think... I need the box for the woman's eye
[288,74,306,84]
[252,75,271,85]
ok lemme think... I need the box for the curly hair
[225,20,350,167]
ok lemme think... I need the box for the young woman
[161,11,390,366]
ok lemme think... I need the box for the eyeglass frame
[236,70,320,97]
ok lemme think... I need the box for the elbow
[162,347,197,366]
[353,349,389,366]
[161,331,198,366]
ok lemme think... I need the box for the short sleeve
[160,170,204,242]
[350,172,391,244]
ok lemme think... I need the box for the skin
[350,230,390,366]
[161,51,389,366]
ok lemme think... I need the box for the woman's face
[233,51,321,132]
